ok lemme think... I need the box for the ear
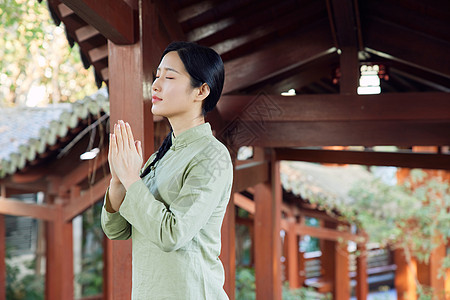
[194,83,210,102]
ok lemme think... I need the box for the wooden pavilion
[1,0,449,299]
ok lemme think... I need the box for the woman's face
[151,51,200,119]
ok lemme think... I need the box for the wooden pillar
[298,249,306,287]
[417,243,446,298]
[322,221,350,299]
[355,243,368,300]
[335,239,350,299]
[285,220,300,289]
[45,204,73,300]
[321,221,336,287]
[254,150,282,300]
[394,248,417,300]
[105,0,158,298]
[0,214,5,300]
[220,194,236,299]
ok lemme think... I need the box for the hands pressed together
[107,120,143,212]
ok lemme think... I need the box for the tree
[0,0,99,107]
[347,169,450,299]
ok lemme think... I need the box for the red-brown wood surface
[394,249,417,300]
[286,221,300,289]
[254,151,282,300]
[355,243,368,300]
[0,198,57,221]
[45,204,73,300]
[220,193,236,300]
[275,148,450,170]
[218,92,450,122]
[335,240,350,299]
[60,0,136,44]
[0,215,5,300]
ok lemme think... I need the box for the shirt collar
[170,122,212,150]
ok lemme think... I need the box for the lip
[152,95,162,103]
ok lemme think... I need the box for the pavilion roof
[0,89,109,178]
[280,161,374,215]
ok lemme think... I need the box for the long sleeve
[118,154,233,252]
[101,188,132,240]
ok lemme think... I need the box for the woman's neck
[168,115,205,137]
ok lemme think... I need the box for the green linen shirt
[101,122,233,300]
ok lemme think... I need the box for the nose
[152,78,161,93]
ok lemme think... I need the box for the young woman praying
[101,41,233,300]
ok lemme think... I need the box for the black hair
[140,41,225,178]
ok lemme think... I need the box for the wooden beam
[222,20,335,94]
[60,0,136,44]
[0,197,57,221]
[0,215,5,300]
[234,161,269,192]
[275,148,450,170]
[295,224,362,242]
[220,193,236,299]
[218,92,450,122]
[60,149,108,190]
[226,119,450,148]
[63,175,110,222]
[326,0,362,49]
[45,205,73,300]
[154,0,186,41]
[364,18,450,78]
[75,24,100,42]
[254,150,282,300]
[89,44,108,62]
[233,192,255,214]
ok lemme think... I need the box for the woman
[101,42,233,299]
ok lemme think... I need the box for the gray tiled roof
[0,89,109,177]
[280,161,374,214]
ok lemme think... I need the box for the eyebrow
[156,67,181,74]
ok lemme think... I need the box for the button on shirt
[101,122,233,300]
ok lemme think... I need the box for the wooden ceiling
[47,0,450,94]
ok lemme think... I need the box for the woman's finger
[125,122,135,149]
[119,120,130,149]
[116,122,124,152]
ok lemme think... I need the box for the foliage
[0,0,98,106]
[6,247,44,300]
[235,267,332,300]
[346,169,450,299]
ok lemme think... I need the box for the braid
[140,130,173,178]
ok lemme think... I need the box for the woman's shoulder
[196,135,231,162]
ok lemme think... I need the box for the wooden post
[321,221,350,299]
[394,248,417,300]
[105,0,158,298]
[321,221,336,289]
[339,46,359,95]
[335,239,350,299]
[45,204,73,300]
[355,243,368,300]
[220,194,236,299]
[286,220,300,289]
[417,243,446,298]
[0,214,5,300]
[254,150,282,300]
